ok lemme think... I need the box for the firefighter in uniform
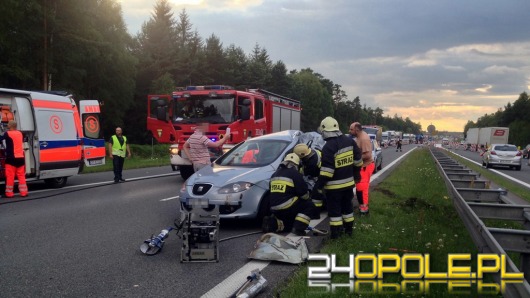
[313,117,362,239]
[0,120,28,197]
[293,143,323,217]
[262,153,314,236]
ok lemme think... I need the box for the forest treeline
[464,91,530,147]
[3,0,429,143]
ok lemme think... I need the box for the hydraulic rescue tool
[140,227,174,255]
[231,269,268,298]
[140,198,221,262]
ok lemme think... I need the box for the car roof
[246,130,302,142]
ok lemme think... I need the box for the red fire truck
[147,85,301,179]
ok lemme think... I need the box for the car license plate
[500,160,510,163]
[89,159,103,165]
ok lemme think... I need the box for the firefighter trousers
[326,188,355,238]
[272,198,314,232]
[356,163,375,208]
[5,164,28,197]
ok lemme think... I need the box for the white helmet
[319,117,340,132]
[283,153,300,165]
[293,144,311,158]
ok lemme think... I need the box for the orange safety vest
[6,130,24,158]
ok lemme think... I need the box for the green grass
[276,148,485,297]
[80,144,171,173]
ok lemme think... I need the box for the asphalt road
[445,146,530,185]
[0,143,418,298]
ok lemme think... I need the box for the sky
[119,0,530,132]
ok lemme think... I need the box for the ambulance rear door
[79,100,106,166]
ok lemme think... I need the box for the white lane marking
[202,147,416,297]
[160,196,179,201]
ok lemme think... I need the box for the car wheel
[516,166,521,171]
[482,160,486,166]
[44,177,68,188]
[377,161,382,171]
[179,165,194,180]
[171,165,177,171]
[486,161,492,168]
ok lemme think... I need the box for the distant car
[482,144,522,171]
[371,138,383,173]
[179,130,325,220]
[523,144,530,159]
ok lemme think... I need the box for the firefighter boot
[344,222,354,237]
[262,215,284,233]
[330,226,343,239]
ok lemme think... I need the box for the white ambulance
[0,88,106,188]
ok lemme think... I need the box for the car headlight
[218,182,253,194]
[170,147,179,155]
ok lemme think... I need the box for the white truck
[466,127,509,149]
[478,127,509,148]
[466,128,480,144]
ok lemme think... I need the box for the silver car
[482,144,522,171]
[372,138,383,173]
[180,130,308,219]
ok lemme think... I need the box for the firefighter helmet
[319,117,339,132]
[283,153,300,165]
[293,144,311,158]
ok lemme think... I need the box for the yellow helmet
[319,116,339,132]
[293,144,311,158]
[283,153,300,165]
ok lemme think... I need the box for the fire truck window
[255,99,263,120]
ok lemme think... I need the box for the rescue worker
[349,122,374,215]
[293,143,323,215]
[396,138,402,152]
[313,117,362,239]
[108,127,132,183]
[262,153,313,236]
[0,120,28,197]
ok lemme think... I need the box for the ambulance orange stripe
[40,147,82,163]
[32,99,73,110]
[83,147,106,158]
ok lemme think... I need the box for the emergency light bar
[185,85,233,91]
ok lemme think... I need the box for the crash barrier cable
[430,148,530,298]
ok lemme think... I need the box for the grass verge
[276,148,483,297]
[80,144,171,174]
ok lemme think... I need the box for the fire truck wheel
[179,165,194,180]
[44,177,68,188]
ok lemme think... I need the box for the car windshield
[171,96,235,124]
[216,139,291,167]
[493,145,517,151]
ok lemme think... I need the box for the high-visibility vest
[7,130,24,158]
[111,135,127,157]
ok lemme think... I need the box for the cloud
[120,0,530,131]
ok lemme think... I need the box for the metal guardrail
[430,148,530,298]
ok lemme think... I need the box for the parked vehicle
[147,85,301,179]
[179,130,324,220]
[482,144,522,171]
[372,138,383,173]
[466,127,509,149]
[0,88,106,187]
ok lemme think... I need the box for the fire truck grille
[192,184,212,195]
